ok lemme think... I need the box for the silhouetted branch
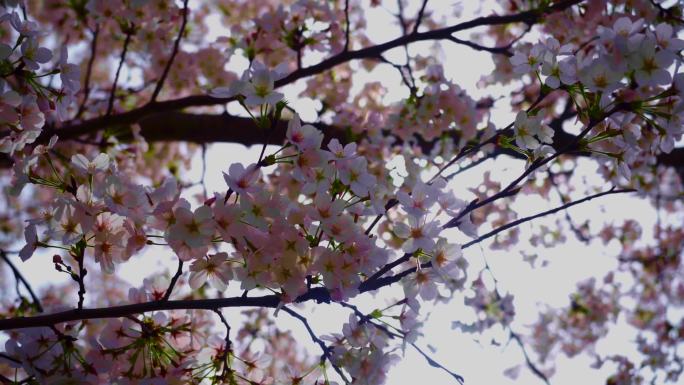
[162,259,184,301]
[33,0,582,143]
[76,25,99,119]
[410,342,465,384]
[107,27,134,116]
[461,187,635,249]
[1,250,43,312]
[343,0,351,52]
[510,330,551,385]
[281,306,351,383]
[413,0,430,33]
[149,0,190,102]
[446,35,514,56]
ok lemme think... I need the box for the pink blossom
[189,252,233,291]
[223,163,262,195]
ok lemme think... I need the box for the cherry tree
[0,0,683,384]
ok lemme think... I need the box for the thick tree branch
[3,109,684,175]
[0,287,327,330]
[34,0,582,143]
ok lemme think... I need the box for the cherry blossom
[1,2,684,385]
[188,252,233,291]
[223,163,262,195]
[71,153,110,175]
[393,215,441,253]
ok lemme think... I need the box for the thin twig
[372,54,415,93]
[213,309,232,376]
[547,170,591,243]
[162,259,184,301]
[150,0,190,102]
[510,330,551,385]
[339,301,464,384]
[343,0,351,52]
[395,0,418,93]
[281,306,351,383]
[201,143,208,200]
[444,104,628,229]
[410,342,465,384]
[428,89,549,184]
[75,250,87,310]
[443,153,493,180]
[107,27,134,116]
[446,35,513,56]
[76,25,99,119]
[359,187,635,293]
[413,0,429,34]
[0,250,43,312]
[462,187,634,249]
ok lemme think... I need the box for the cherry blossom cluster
[0,9,79,155]
[6,92,475,381]
[213,0,349,69]
[527,221,684,382]
[387,64,483,143]
[3,1,684,385]
[509,14,684,184]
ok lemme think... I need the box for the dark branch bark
[162,259,184,301]
[2,108,684,173]
[33,0,582,144]
[107,28,134,117]
[461,187,635,249]
[149,0,189,102]
[1,250,43,313]
[446,35,513,56]
[76,25,99,120]
[510,330,551,385]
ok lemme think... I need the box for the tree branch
[1,250,43,313]
[107,27,134,117]
[76,25,99,120]
[281,306,351,383]
[413,0,430,34]
[343,0,351,52]
[410,342,465,384]
[446,35,513,56]
[162,259,184,301]
[149,0,189,102]
[359,186,635,293]
[461,187,635,249]
[509,330,551,385]
[444,104,627,230]
[33,0,582,144]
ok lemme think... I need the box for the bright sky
[2,1,662,384]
